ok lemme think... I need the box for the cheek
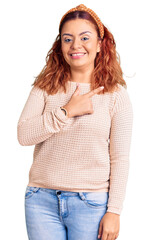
[85,42,96,52]
[61,45,70,62]
[61,44,65,54]
[61,41,66,51]
[61,45,69,57]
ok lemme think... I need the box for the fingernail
[98,234,100,238]
[100,86,104,90]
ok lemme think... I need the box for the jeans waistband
[26,186,108,199]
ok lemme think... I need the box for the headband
[59,4,104,39]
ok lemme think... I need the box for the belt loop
[33,187,40,193]
[78,192,86,200]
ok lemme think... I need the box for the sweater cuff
[54,106,70,122]
[106,207,121,215]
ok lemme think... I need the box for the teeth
[71,53,85,56]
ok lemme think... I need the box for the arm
[17,86,70,146]
[106,86,133,215]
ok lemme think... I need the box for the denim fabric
[24,186,109,240]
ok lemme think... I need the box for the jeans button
[57,191,61,195]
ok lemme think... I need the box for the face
[61,18,101,69]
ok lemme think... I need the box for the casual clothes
[17,81,133,215]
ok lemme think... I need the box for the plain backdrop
[0,0,151,239]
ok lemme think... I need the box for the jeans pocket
[25,186,40,199]
[80,191,109,209]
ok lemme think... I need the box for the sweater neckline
[67,80,91,85]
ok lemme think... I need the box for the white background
[0,0,151,239]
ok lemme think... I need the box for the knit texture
[17,81,133,215]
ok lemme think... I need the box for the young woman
[17,4,133,240]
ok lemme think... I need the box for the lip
[69,52,87,59]
[69,52,87,55]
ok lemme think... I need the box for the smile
[69,53,86,59]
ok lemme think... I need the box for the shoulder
[114,83,131,104]
[109,83,133,117]
[30,85,47,100]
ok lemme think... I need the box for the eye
[64,38,71,42]
[63,37,89,43]
[82,37,89,41]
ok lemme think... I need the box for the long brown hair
[31,10,127,95]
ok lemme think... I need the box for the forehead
[61,19,96,34]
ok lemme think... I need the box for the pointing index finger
[85,86,104,98]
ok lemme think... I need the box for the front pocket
[81,192,109,209]
[25,186,40,199]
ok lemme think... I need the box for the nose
[70,38,82,49]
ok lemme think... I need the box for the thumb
[98,220,103,239]
[73,83,80,96]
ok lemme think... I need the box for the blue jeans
[24,186,109,240]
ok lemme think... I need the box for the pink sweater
[17,81,133,215]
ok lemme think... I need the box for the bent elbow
[17,124,30,146]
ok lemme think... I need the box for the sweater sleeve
[107,86,133,215]
[17,86,71,146]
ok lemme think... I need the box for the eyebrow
[62,31,92,37]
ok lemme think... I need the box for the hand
[98,212,120,240]
[63,83,104,118]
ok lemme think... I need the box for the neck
[69,64,94,83]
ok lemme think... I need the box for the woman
[17,4,133,240]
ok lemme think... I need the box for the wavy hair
[31,10,127,95]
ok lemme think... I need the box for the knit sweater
[17,80,133,215]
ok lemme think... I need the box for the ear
[97,39,102,53]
